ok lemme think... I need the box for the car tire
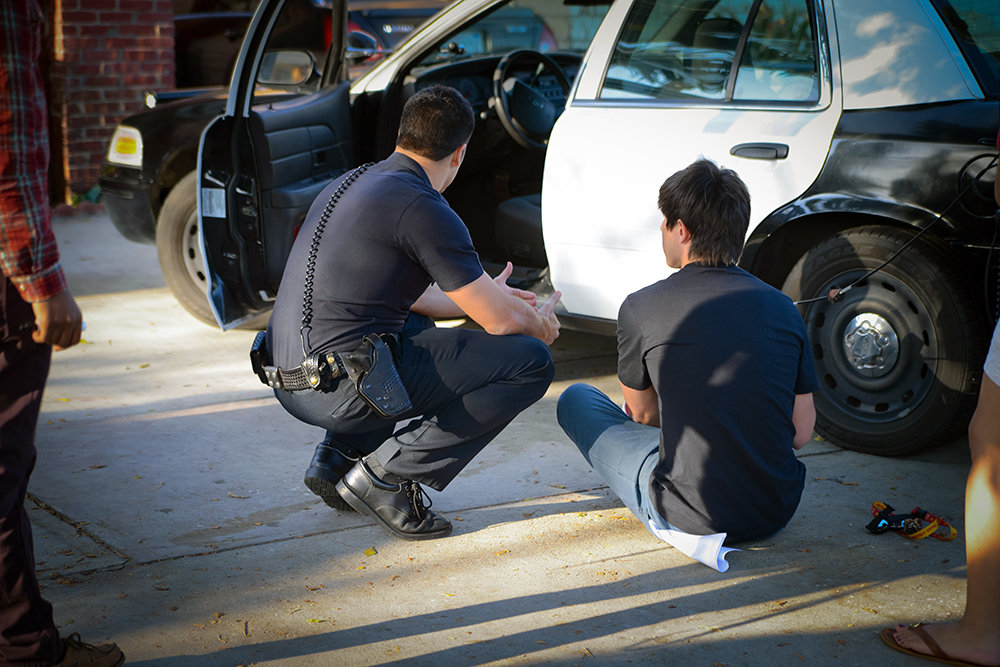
[156,172,218,326]
[156,172,271,330]
[782,225,984,456]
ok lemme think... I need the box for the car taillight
[106,125,143,168]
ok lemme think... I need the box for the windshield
[416,0,613,67]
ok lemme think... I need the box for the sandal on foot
[880,625,993,667]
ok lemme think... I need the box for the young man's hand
[31,290,83,351]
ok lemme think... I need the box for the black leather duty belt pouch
[346,333,413,419]
[250,331,413,419]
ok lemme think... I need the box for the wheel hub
[842,313,899,378]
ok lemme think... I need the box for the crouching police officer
[256,85,561,540]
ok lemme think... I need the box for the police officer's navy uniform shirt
[268,152,484,369]
[617,264,818,543]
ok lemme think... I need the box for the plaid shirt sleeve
[0,0,68,303]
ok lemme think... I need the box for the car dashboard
[407,52,583,113]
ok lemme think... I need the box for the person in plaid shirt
[0,1,123,664]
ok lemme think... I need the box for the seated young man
[557,159,816,567]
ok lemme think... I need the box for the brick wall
[44,0,174,203]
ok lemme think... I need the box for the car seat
[686,16,742,95]
[494,193,547,268]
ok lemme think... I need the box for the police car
[196,0,999,455]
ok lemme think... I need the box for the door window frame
[572,0,833,111]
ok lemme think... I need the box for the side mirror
[257,49,315,86]
[345,31,384,66]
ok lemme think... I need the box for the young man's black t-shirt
[268,152,484,369]
[617,264,818,542]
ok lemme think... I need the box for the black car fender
[741,192,970,290]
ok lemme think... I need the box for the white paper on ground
[645,511,740,572]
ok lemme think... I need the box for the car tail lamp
[106,125,143,168]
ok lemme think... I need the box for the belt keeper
[263,366,282,389]
[302,354,324,389]
[326,352,348,379]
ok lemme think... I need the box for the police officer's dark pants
[276,325,555,491]
[0,278,62,664]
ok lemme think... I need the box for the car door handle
[730,142,789,160]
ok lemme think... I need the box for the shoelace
[404,481,433,519]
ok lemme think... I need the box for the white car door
[543,0,842,320]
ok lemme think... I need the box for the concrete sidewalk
[28,211,971,665]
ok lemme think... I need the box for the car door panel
[544,101,841,319]
[249,81,354,297]
[250,81,354,208]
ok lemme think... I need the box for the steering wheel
[491,50,571,150]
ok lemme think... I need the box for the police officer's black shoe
[335,458,452,540]
[304,441,359,512]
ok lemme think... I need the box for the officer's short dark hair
[658,159,750,266]
[396,85,475,161]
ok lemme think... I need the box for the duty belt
[264,352,351,391]
[251,332,352,391]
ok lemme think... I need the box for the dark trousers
[276,322,555,491]
[0,277,62,665]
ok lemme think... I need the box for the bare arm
[444,271,560,344]
[621,381,659,427]
[792,392,816,449]
[411,283,464,319]
[411,262,537,320]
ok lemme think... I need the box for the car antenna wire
[793,154,999,307]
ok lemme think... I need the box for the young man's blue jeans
[556,383,661,526]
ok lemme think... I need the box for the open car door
[198,0,355,329]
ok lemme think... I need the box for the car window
[262,0,331,65]
[415,0,613,67]
[599,0,818,103]
[932,0,1000,97]
[837,0,985,108]
[733,0,818,102]
[250,0,332,94]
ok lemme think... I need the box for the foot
[887,623,1000,666]
[304,442,359,512]
[335,458,452,540]
[58,633,124,666]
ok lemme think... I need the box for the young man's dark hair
[657,158,750,266]
[396,84,475,161]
